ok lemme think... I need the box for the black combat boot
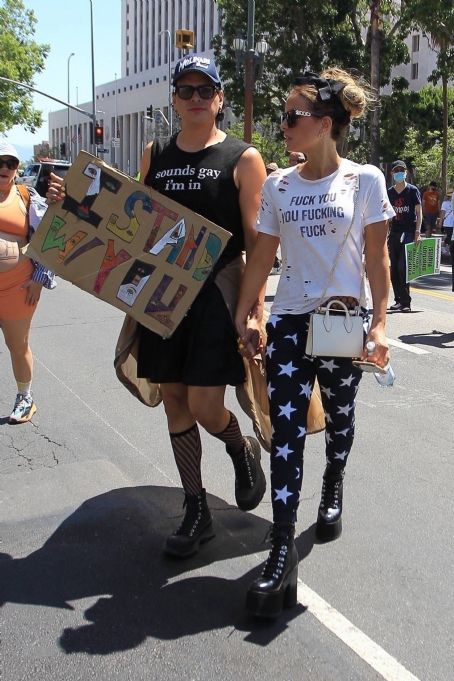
[246,522,299,618]
[315,468,344,541]
[227,436,266,511]
[165,488,215,558]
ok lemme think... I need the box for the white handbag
[305,174,364,359]
[306,300,364,358]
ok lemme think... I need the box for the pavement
[1,267,453,681]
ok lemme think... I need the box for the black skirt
[137,280,246,387]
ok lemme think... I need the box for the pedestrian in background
[387,160,422,313]
[235,68,394,618]
[439,188,454,291]
[421,181,440,237]
[0,142,55,423]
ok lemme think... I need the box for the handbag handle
[315,174,361,310]
[322,300,353,333]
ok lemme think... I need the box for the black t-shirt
[144,134,252,271]
[387,183,421,233]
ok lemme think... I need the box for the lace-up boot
[227,436,266,511]
[165,489,215,558]
[315,468,344,541]
[246,522,298,618]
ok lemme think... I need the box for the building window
[156,77,159,83]
[201,0,206,51]
[149,79,152,84]
[126,3,129,13]
[130,85,133,90]
[126,68,129,76]
[412,34,420,52]
[411,62,419,79]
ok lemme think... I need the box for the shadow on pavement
[411,271,452,291]
[0,486,315,654]
[399,330,454,349]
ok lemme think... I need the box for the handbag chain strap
[315,174,361,310]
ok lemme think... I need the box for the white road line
[34,356,177,486]
[388,338,430,355]
[36,355,422,681]
[297,582,421,681]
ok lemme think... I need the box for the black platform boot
[246,522,299,618]
[315,469,344,541]
[227,436,266,511]
[165,489,215,558]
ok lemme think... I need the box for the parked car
[16,160,71,197]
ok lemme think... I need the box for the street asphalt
[1,266,453,681]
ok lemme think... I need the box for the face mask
[393,171,406,183]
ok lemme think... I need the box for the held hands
[414,231,422,245]
[22,280,43,306]
[235,317,263,360]
[46,172,65,204]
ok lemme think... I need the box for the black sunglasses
[175,84,219,100]
[0,158,19,170]
[280,109,325,128]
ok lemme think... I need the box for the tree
[227,119,289,166]
[214,0,410,142]
[402,126,454,188]
[407,0,454,193]
[0,0,49,135]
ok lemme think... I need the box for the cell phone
[352,360,387,374]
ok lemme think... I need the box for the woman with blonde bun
[235,68,395,618]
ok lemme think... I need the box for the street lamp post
[233,0,268,143]
[89,0,97,155]
[67,52,75,162]
[159,29,173,138]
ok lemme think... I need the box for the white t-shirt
[441,199,454,227]
[256,158,395,315]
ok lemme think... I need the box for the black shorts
[137,280,246,387]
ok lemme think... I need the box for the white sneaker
[9,393,37,424]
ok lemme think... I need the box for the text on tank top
[144,134,251,269]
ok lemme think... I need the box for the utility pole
[369,0,381,167]
[244,0,255,144]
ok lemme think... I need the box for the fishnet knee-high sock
[169,424,203,495]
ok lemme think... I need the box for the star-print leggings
[266,312,363,524]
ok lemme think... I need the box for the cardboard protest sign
[405,237,442,282]
[28,151,231,337]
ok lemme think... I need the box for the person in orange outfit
[0,142,55,423]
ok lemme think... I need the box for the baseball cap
[172,54,222,88]
[0,141,20,162]
[391,160,407,170]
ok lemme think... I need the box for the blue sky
[6,0,122,159]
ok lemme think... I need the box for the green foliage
[0,0,49,134]
[402,127,454,187]
[380,84,454,160]
[214,0,411,124]
[226,118,288,166]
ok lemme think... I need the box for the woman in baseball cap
[0,141,55,423]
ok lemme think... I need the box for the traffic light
[94,125,104,146]
[175,29,194,50]
[60,142,66,157]
[146,105,153,118]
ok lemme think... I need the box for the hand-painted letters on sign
[29,151,231,337]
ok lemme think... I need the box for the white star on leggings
[278,401,297,420]
[268,314,282,328]
[278,361,298,377]
[340,374,356,387]
[337,402,354,416]
[299,381,312,399]
[275,443,294,461]
[274,485,293,504]
[284,333,298,345]
[334,450,348,461]
[320,359,340,373]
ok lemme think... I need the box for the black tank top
[144,134,251,270]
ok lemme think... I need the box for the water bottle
[366,341,395,387]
